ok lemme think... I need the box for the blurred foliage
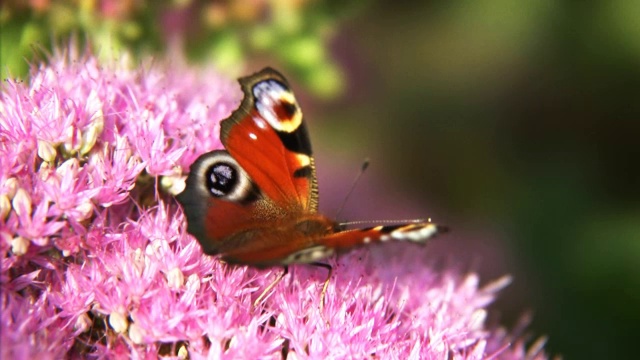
[311,1,640,359]
[0,0,365,97]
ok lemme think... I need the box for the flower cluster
[1,50,549,359]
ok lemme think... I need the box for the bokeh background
[321,2,639,359]
[3,1,638,358]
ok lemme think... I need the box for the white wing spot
[312,249,325,259]
[282,246,335,264]
[253,117,268,129]
[390,225,438,242]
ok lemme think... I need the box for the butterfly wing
[177,68,447,267]
[320,223,445,250]
[177,68,321,257]
[221,68,319,212]
[261,222,447,265]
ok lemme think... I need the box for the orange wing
[177,68,320,255]
[220,68,319,213]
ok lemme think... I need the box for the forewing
[317,222,445,253]
[177,150,267,254]
[220,67,319,212]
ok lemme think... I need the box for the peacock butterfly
[176,67,445,287]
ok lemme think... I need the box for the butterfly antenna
[334,158,370,220]
[339,218,430,227]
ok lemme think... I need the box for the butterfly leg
[253,266,288,308]
[310,262,332,313]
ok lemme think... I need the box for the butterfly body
[177,67,444,269]
[208,212,338,267]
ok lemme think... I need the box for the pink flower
[1,47,550,359]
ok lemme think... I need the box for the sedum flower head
[1,49,550,359]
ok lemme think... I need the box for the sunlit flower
[0,48,549,359]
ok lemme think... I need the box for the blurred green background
[319,1,639,359]
[2,1,638,358]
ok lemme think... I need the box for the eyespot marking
[253,80,302,133]
[189,150,257,203]
[206,162,236,197]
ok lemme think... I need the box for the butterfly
[176,67,445,305]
